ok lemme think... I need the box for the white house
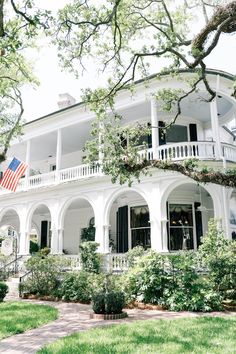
[0,69,236,258]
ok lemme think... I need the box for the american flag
[0,157,28,192]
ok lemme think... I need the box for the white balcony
[138,141,236,163]
[1,141,236,196]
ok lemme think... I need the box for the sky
[21,1,236,122]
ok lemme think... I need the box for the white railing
[28,171,56,189]
[59,163,100,182]
[157,141,217,161]
[222,143,236,162]
[138,141,236,163]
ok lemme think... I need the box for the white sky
[21,1,236,122]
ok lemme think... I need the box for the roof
[25,68,236,127]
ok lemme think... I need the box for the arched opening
[0,209,20,256]
[166,183,214,251]
[108,190,150,253]
[62,198,95,254]
[29,204,51,251]
[229,190,236,240]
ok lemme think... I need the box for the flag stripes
[0,158,28,192]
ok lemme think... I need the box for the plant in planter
[0,282,8,302]
[91,276,127,319]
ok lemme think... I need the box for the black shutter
[189,124,198,141]
[116,206,128,253]
[158,121,166,145]
[147,123,152,148]
[41,220,48,249]
[194,202,203,248]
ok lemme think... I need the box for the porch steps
[5,277,20,300]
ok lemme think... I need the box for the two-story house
[0,69,235,258]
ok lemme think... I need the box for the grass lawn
[39,316,236,354]
[0,302,58,340]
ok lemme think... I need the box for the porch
[0,141,235,195]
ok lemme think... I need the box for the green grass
[0,301,58,340]
[39,317,236,354]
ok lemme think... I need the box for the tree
[0,1,50,163]
[54,0,236,187]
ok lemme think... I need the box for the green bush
[21,255,69,296]
[122,251,167,304]
[80,225,95,242]
[0,282,8,301]
[125,246,146,267]
[79,241,100,273]
[92,290,125,314]
[30,240,39,254]
[57,271,92,303]
[199,219,236,299]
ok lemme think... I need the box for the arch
[104,185,151,226]
[26,201,52,231]
[160,179,220,218]
[58,195,96,230]
[0,207,20,224]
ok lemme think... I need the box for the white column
[222,186,231,239]
[95,224,105,252]
[19,231,30,255]
[104,225,110,253]
[151,98,159,159]
[25,139,31,189]
[58,228,64,254]
[50,224,59,254]
[210,99,221,159]
[161,219,169,252]
[56,129,62,181]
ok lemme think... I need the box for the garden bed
[90,312,128,320]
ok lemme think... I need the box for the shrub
[57,271,92,303]
[80,225,95,242]
[79,241,100,273]
[125,246,146,267]
[22,255,69,296]
[199,219,236,299]
[92,290,125,314]
[30,240,39,254]
[0,282,8,301]
[122,251,167,304]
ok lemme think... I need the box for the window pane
[166,125,188,143]
[130,206,149,228]
[131,228,151,249]
[169,227,194,250]
[169,204,193,226]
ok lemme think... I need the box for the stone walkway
[0,299,235,354]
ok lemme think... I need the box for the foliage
[92,290,125,315]
[39,317,236,354]
[29,240,39,254]
[80,225,95,242]
[0,282,8,301]
[57,271,93,303]
[79,241,100,274]
[125,246,146,267]
[122,240,225,311]
[21,255,69,296]
[38,247,51,257]
[0,302,58,340]
[122,252,167,304]
[53,0,236,187]
[198,219,236,299]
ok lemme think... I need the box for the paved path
[0,299,235,354]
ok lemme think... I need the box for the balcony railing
[1,141,236,195]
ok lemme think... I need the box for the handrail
[0,255,23,272]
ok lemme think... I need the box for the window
[130,205,151,249]
[166,125,188,143]
[50,164,56,171]
[168,203,194,250]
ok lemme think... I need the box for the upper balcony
[0,139,235,195]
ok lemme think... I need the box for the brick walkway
[0,299,235,354]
